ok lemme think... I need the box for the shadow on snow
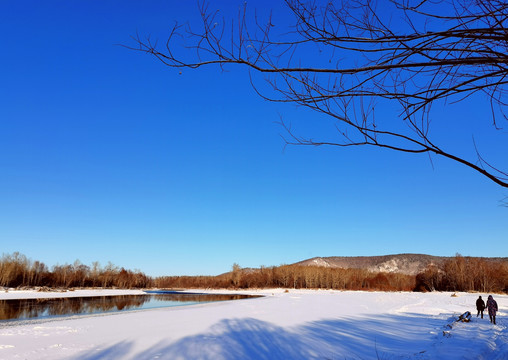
[73,313,501,360]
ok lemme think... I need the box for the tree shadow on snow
[73,313,449,360]
[175,314,441,359]
[74,340,133,360]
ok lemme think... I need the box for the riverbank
[0,289,506,359]
[0,288,146,300]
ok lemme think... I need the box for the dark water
[0,292,261,321]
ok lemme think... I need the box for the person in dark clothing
[486,295,499,325]
[476,296,486,318]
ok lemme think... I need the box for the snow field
[0,289,506,359]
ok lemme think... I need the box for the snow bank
[0,289,145,300]
[0,289,506,359]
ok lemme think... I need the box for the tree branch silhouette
[125,0,508,188]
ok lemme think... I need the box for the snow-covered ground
[0,289,506,359]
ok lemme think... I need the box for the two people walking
[476,295,498,324]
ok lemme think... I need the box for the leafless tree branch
[125,0,508,188]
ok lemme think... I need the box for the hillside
[293,254,508,275]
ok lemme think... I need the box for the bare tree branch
[125,0,508,188]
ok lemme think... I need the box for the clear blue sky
[1,1,507,276]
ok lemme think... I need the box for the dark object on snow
[487,295,498,325]
[444,311,472,336]
[458,311,472,322]
[476,296,486,319]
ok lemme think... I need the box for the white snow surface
[0,289,506,360]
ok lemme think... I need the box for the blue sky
[1,1,507,276]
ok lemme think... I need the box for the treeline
[2,253,507,293]
[156,256,508,293]
[0,252,152,289]
[155,264,417,291]
[415,255,508,293]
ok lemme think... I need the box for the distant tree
[29,260,48,286]
[415,264,442,292]
[101,261,119,288]
[90,261,101,287]
[130,0,508,188]
[117,268,130,289]
[71,260,90,288]
[0,252,29,287]
[231,263,242,288]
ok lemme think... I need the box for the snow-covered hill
[294,253,508,275]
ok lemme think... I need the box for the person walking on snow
[476,296,486,319]
[486,295,498,325]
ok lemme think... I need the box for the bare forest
[156,255,508,293]
[0,252,152,289]
[1,253,506,293]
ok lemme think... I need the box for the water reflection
[0,293,261,321]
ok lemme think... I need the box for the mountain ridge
[293,253,508,275]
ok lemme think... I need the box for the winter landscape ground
[0,289,506,360]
